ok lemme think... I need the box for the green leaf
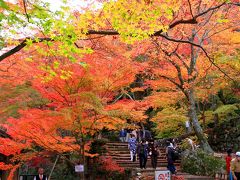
[0,0,9,9]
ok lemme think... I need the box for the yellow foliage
[152,107,187,137]
[145,91,184,108]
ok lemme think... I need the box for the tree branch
[174,52,190,71]
[159,75,183,90]
[157,34,235,82]
[167,58,185,87]
[0,61,16,72]
[0,37,53,62]
[154,41,185,87]
[23,0,30,22]
[187,0,194,18]
[230,2,240,6]
[159,75,189,99]
[0,2,229,62]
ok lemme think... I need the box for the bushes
[89,138,109,154]
[88,139,131,180]
[181,149,225,176]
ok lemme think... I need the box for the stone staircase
[105,142,181,169]
[132,169,214,180]
[104,142,214,179]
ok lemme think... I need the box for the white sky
[1,0,102,38]
[6,0,102,12]
[44,0,102,11]
[0,0,102,55]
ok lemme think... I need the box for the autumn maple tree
[0,37,149,178]
[126,0,240,152]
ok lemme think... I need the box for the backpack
[140,145,145,154]
[172,149,180,161]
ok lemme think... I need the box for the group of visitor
[127,133,159,169]
[225,149,240,180]
[119,128,152,143]
[125,130,178,173]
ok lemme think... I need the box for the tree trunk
[140,122,145,140]
[214,113,219,128]
[80,142,85,180]
[48,155,60,180]
[188,89,213,153]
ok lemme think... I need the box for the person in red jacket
[226,149,232,176]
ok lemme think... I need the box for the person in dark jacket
[137,139,148,169]
[119,128,127,142]
[34,168,47,180]
[148,139,159,169]
[166,141,176,174]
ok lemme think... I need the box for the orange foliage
[0,37,147,175]
[0,0,239,175]
[99,156,124,173]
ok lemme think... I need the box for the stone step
[133,167,181,174]
[115,160,180,164]
[117,161,180,166]
[105,155,172,160]
[106,152,167,156]
[106,143,165,147]
[105,141,181,170]
[107,150,167,154]
[120,163,181,169]
[106,144,166,150]
[106,149,167,154]
[184,175,214,180]
[107,156,172,162]
[104,154,173,160]
[106,154,179,161]
[106,143,166,150]
[131,169,213,180]
[106,142,128,146]
[118,164,181,169]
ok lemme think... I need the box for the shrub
[89,139,131,180]
[89,138,109,154]
[181,149,225,176]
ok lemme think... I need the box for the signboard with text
[75,164,84,172]
[155,170,171,180]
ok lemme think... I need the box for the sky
[1,0,102,38]
[44,0,102,11]
[0,0,102,54]
[6,0,102,11]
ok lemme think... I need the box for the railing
[215,172,228,180]
[19,175,49,180]
[19,175,35,180]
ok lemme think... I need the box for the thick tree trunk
[188,89,213,153]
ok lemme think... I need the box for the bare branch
[0,2,230,62]
[167,58,185,87]
[165,1,226,30]
[124,92,134,100]
[194,2,226,19]
[159,75,182,90]
[229,2,240,6]
[158,34,236,82]
[187,0,194,18]
[0,61,16,72]
[153,40,185,87]
[0,37,53,62]
[23,0,30,22]
[174,52,190,71]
